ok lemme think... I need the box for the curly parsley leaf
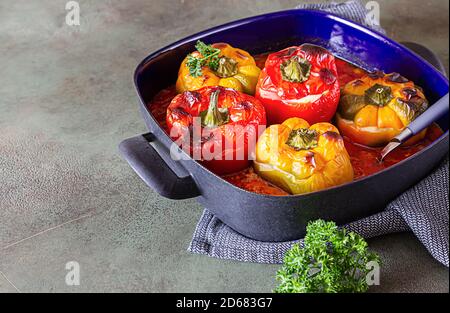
[208,55,220,72]
[195,40,219,58]
[186,54,203,77]
[186,40,221,77]
[275,220,380,293]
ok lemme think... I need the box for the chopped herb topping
[186,40,221,77]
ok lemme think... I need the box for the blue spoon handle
[407,93,449,136]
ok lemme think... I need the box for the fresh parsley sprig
[275,220,380,293]
[186,40,221,77]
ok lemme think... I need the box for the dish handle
[401,41,447,76]
[119,133,200,199]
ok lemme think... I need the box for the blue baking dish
[120,9,449,242]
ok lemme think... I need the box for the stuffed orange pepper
[336,71,429,146]
[254,117,354,195]
[176,41,261,95]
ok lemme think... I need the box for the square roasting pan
[120,9,449,242]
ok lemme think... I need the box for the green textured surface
[0,0,448,293]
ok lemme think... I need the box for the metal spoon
[379,92,449,162]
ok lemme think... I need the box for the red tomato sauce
[147,53,444,196]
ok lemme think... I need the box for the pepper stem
[280,56,312,83]
[365,84,394,107]
[285,128,319,151]
[214,56,238,78]
[200,89,229,128]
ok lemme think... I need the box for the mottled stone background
[0,0,448,292]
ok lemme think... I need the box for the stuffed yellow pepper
[336,71,429,146]
[254,117,354,195]
[176,41,261,95]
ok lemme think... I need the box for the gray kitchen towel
[296,0,386,34]
[188,1,449,267]
[189,158,449,266]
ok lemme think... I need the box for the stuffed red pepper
[256,44,340,125]
[167,86,266,175]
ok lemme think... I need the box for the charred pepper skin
[176,43,261,95]
[167,86,266,175]
[336,72,429,147]
[254,117,354,195]
[255,44,340,125]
